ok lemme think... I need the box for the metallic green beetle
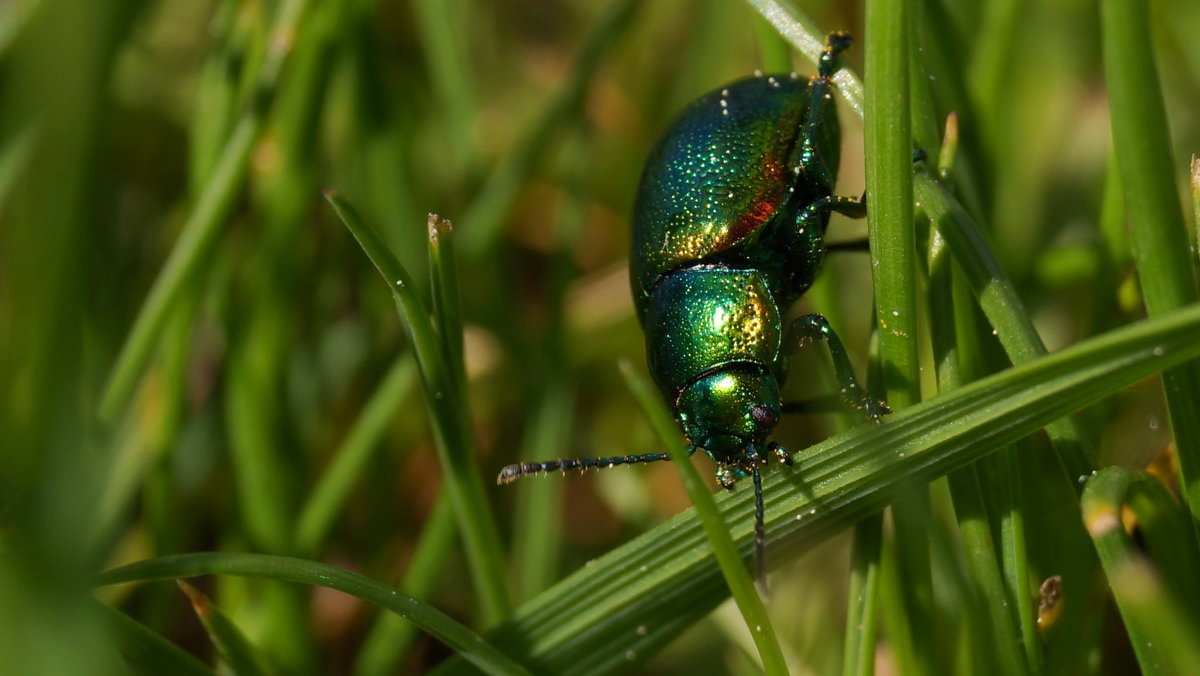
[499,33,888,583]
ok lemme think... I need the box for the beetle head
[677,366,781,462]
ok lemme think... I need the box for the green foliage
[2,0,1200,674]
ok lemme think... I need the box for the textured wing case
[630,75,809,315]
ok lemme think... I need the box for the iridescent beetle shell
[630,73,840,317]
[632,72,842,465]
[498,33,886,587]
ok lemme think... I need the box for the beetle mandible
[498,32,889,584]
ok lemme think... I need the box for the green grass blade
[295,357,419,555]
[865,1,937,671]
[512,385,570,600]
[1095,559,1200,676]
[224,321,295,555]
[915,171,1092,482]
[354,496,457,676]
[177,581,271,676]
[930,227,1027,676]
[865,0,917,408]
[325,191,512,624]
[1191,156,1199,255]
[995,447,1039,672]
[99,115,256,423]
[0,123,35,211]
[96,554,530,676]
[427,214,466,393]
[98,0,314,422]
[432,302,1200,675]
[1082,467,1200,674]
[98,601,214,676]
[842,514,883,676]
[619,361,788,676]
[1102,0,1200,531]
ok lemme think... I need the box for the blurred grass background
[1,0,1199,673]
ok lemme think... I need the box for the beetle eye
[750,405,778,427]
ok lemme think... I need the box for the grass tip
[176,580,213,619]
[427,213,453,240]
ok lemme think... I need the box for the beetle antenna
[752,463,767,595]
[497,451,680,484]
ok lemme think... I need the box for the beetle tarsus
[788,313,892,425]
[820,31,852,79]
[769,442,793,466]
[717,466,740,491]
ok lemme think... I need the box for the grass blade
[915,171,1092,481]
[99,0,314,422]
[354,496,457,676]
[1082,467,1200,674]
[177,581,271,676]
[865,1,936,671]
[433,302,1200,674]
[295,357,419,555]
[98,601,214,676]
[325,191,512,624]
[96,554,530,676]
[1102,0,1200,530]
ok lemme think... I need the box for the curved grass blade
[97,601,214,676]
[1082,467,1200,674]
[96,553,530,676]
[431,303,1200,675]
[177,581,271,676]
[915,171,1092,481]
[353,496,457,676]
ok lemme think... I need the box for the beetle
[498,32,889,585]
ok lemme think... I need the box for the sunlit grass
[2,0,1199,673]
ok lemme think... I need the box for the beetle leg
[716,465,740,490]
[768,442,793,467]
[786,313,892,422]
[797,194,866,227]
[824,238,870,254]
[796,33,852,189]
[791,193,867,275]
